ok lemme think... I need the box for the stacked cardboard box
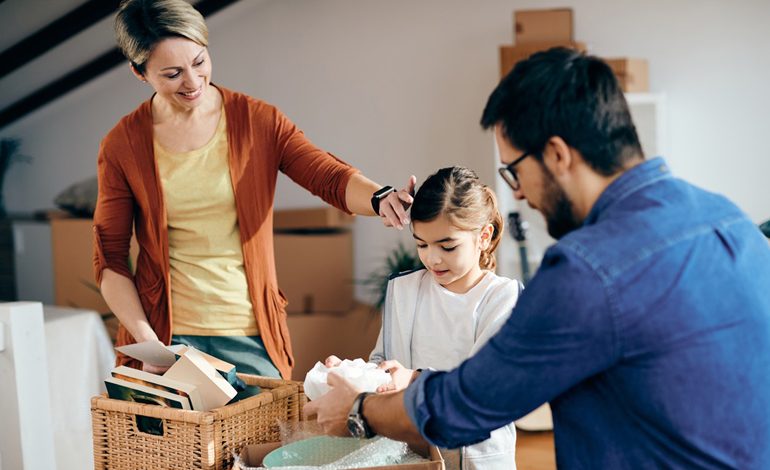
[287,302,381,379]
[499,8,585,79]
[498,8,649,93]
[273,207,355,314]
[50,215,138,342]
[272,208,386,380]
[605,58,649,92]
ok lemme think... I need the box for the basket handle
[135,414,165,436]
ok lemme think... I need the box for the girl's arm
[471,279,523,355]
[369,324,386,364]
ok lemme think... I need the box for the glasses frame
[498,151,534,191]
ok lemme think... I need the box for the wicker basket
[91,374,306,470]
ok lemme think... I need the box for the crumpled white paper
[303,358,392,401]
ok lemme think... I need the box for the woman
[94,0,414,382]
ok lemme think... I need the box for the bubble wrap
[232,421,430,469]
[234,437,428,469]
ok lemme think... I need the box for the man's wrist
[347,391,376,438]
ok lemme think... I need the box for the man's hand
[304,371,361,436]
[376,360,415,393]
[379,175,417,230]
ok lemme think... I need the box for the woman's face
[412,214,490,294]
[136,37,212,111]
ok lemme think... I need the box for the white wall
[3,0,770,302]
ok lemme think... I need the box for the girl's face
[412,214,493,294]
[134,37,213,112]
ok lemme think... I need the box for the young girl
[332,167,522,469]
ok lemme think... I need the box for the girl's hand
[376,360,415,393]
[324,355,342,368]
[379,176,417,230]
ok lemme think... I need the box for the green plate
[262,436,365,467]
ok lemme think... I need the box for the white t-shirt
[411,271,519,371]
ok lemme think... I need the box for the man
[306,48,770,468]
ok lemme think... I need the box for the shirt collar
[584,157,671,226]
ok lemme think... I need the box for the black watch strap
[348,392,375,438]
[371,186,396,215]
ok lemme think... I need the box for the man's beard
[541,168,582,240]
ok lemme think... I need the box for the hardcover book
[164,348,237,411]
[111,365,204,411]
[105,377,191,410]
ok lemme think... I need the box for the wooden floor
[516,431,556,470]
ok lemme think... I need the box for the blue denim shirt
[404,158,770,468]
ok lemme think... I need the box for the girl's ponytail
[479,186,503,271]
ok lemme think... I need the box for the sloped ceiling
[1,0,108,109]
[0,0,239,128]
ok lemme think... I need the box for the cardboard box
[274,230,354,314]
[287,302,381,378]
[605,58,649,92]
[500,41,587,79]
[273,208,355,314]
[50,218,138,314]
[274,207,354,231]
[50,217,138,342]
[233,441,444,470]
[514,8,573,45]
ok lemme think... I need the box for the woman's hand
[379,176,417,230]
[376,360,415,393]
[142,362,171,374]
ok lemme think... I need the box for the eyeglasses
[498,151,533,191]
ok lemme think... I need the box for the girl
[332,167,522,468]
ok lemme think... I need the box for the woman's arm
[269,105,416,227]
[100,269,168,373]
[100,268,157,343]
[345,173,416,229]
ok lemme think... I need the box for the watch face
[347,416,365,438]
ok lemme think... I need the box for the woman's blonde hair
[115,0,208,74]
[411,167,504,271]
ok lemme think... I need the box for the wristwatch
[371,186,396,215]
[347,392,375,438]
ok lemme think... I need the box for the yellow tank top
[155,110,258,336]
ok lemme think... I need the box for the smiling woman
[93,0,417,386]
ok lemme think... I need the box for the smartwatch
[371,186,396,215]
[347,392,375,438]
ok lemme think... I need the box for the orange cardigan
[93,86,358,379]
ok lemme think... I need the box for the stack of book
[104,340,243,411]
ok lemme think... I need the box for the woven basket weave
[91,374,306,470]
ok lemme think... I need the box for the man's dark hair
[481,47,643,175]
